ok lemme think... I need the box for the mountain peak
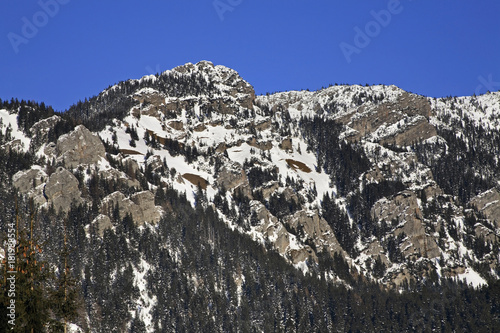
[169,60,255,98]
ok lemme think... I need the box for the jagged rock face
[145,155,164,172]
[261,182,279,200]
[56,125,106,168]
[371,191,440,260]
[254,202,317,265]
[134,90,166,106]
[380,117,437,146]
[99,168,141,189]
[130,191,162,224]
[45,167,83,213]
[216,163,251,196]
[168,120,184,131]
[13,168,48,193]
[342,93,436,144]
[12,168,48,207]
[101,191,162,226]
[29,115,61,148]
[285,210,344,258]
[471,188,500,228]
[173,61,255,111]
[132,88,173,118]
[44,142,57,156]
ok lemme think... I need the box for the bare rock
[470,188,500,228]
[380,118,437,147]
[99,168,140,189]
[372,191,441,259]
[252,201,318,265]
[248,137,273,151]
[146,155,164,172]
[44,142,57,158]
[423,184,443,201]
[279,138,293,152]
[45,167,83,213]
[56,125,106,168]
[343,93,435,145]
[255,120,272,131]
[286,210,344,257]
[274,227,291,253]
[261,182,279,200]
[215,142,227,153]
[92,214,112,237]
[168,120,184,131]
[101,191,131,219]
[13,168,48,193]
[29,115,61,148]
[216,163,251,197]
[193,123,207,132]
[131,191,162,224]
[132,89,168,117]
[474,224,498,244]
[133,89,166,106]
[173,61,255,112]
[251,200,278,227]
[101,191,162,226]
[289,248,316,265]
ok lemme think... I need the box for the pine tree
[13,227,51,332]
[48,220,80,332]
[0,199,81,332]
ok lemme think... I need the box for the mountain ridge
[1,61,500,331]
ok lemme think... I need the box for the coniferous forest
[1,189,500,332]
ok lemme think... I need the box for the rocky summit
[1,61,499,331]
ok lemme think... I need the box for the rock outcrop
[45,167,83,213]
[29,115,61,149]
[56,125,106,168]
[13,168,48,193]
[101,191,162,226]
[216,163,251,198]
[470,188,500,228]
[286,210,344,258]
[371,191,441,260]
[92,214,113,237]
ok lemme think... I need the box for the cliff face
[2,61,500,290]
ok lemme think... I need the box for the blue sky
[1,1,499,111]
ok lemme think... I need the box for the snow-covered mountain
[1,61,500,331]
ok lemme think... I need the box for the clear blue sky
[1,1,499,111]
